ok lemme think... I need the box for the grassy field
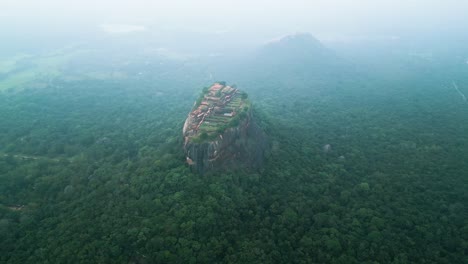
[0,54,32,74]
[0,48,89,91]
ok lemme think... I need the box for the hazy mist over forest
[2,0,468,54]
[1,1,468,263]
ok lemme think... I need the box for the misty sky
[1,0,468,56]
[2,0,467,36]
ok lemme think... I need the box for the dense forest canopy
[1,33,467,263]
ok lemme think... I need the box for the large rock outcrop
[183,83,268,174]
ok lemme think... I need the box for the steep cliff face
[184,111,268,174]
[183,83,268,174]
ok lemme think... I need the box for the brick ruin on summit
[184,82,243,138]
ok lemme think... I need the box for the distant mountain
[232,33,355,96]
[257,33,333,63]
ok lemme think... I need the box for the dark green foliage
[199,132,208,140]
[1,50,468,264]
[228,115,241,127]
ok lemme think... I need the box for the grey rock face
[183,112,268,175]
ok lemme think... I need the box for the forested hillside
[1,39,468,263]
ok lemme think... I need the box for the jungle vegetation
[0,38,467,263]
